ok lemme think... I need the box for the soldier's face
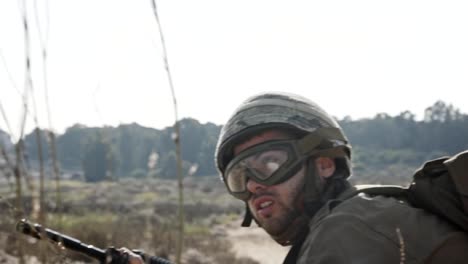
[233,130,305,237]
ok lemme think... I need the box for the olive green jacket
[295,187,461,264]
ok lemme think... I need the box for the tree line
[1,101,467,182]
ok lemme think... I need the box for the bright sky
[1,1,467,139]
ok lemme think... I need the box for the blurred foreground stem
[150,1,184,263]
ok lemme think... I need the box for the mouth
[252,196,275,217]
[259,200,273,209]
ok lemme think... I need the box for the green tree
[82,132,113,182]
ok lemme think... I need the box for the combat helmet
[215,92,352,226]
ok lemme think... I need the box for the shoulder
[298,205,402,264]
[296,194,459,264]
[330,194,458,238]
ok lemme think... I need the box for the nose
[246,178,267,193]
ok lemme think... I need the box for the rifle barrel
[16,219,173,264]
[16,218,106,262]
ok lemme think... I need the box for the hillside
[0,100,467,185]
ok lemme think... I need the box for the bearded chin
[256,194,308,246]
[262,206,308,245]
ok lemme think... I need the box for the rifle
[16,218,172,264]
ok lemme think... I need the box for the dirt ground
[225,221,290,264]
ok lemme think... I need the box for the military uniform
[214,93,468,264]
[286,187,463,264]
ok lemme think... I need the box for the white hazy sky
[1,0,467,139]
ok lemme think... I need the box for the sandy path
[225,222,290,264]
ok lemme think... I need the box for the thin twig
[0,144,15,189]
[150,1,184,263]
[0,50,34,142]
[20,0,36,194]
[33,0,50,51]
[33,0,62,225]
[33,0,55,241]
[0,101,15,142]
[0,50,21,97]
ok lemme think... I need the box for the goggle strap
[304,158,326,215]
[315,147,348,158]
[297,127,347,155]
[317,127,347,142]
[298,133,322,154]
[304,159,322,201]
[298,127,348,154]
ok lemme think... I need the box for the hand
[119,247,144,264]
[105,247,144,264]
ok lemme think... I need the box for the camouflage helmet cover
[215,92,351,175]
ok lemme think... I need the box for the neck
[270,214,309,246]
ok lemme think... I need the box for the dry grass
[0,177,256,264]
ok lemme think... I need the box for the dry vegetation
[0,176,261,264]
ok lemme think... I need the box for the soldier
[214,92,461,264]
[119,91,464,264]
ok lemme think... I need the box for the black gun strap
[147,255,173,264]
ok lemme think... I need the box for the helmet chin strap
[241,203,253,227]
[303,158,326,217]
[304,157,351,216]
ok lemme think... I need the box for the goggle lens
[225,149,289,194]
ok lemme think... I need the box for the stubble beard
[252,183,304,237]
[261,200,301,237]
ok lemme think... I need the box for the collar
[308,185,357,225]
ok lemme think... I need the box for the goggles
[223,128,349,201]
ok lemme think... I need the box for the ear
[315,157,336,179]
